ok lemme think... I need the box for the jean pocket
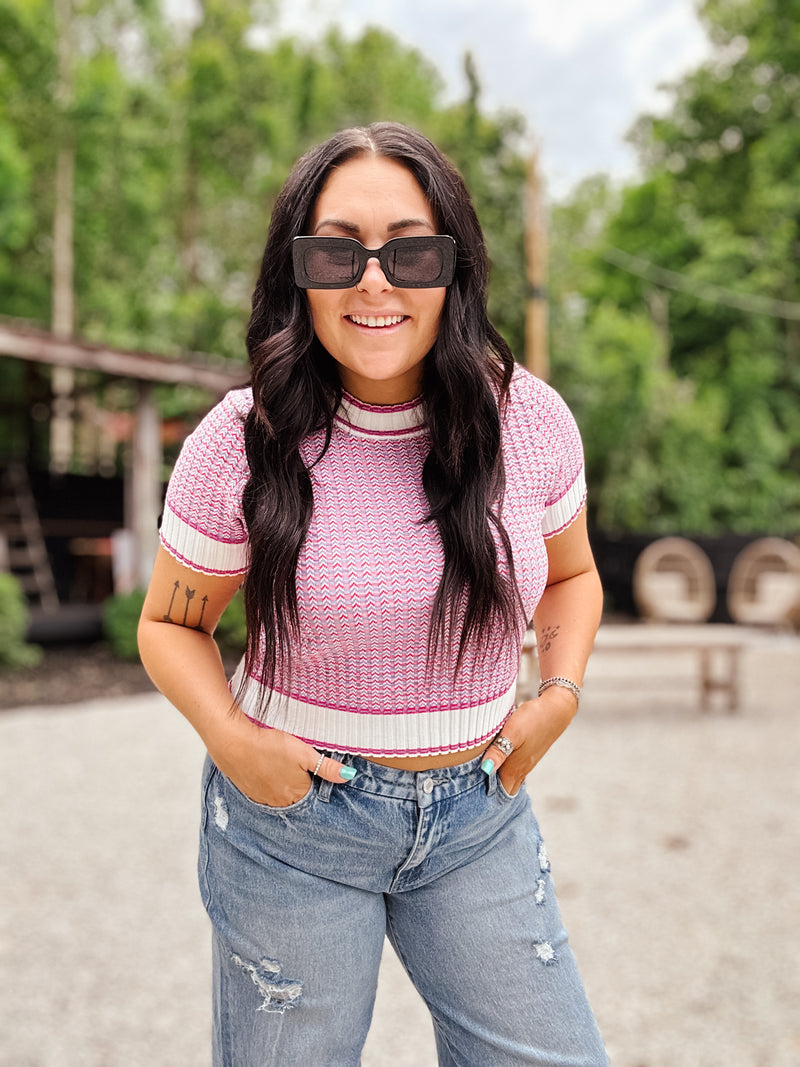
[496,773,524,802]
[217,765,317,816]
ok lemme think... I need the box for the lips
[347,314,407,327]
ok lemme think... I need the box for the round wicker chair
[726,537,800,627]
[632,537,716,623]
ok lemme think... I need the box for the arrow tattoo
[194,595,208,631]
[163,580,180,621]
[182,585,196,625]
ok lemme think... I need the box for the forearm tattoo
[163,580,210,632]
[538,624,560,653]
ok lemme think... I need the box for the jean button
[422,778,435,795]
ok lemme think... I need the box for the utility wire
[603,246,800,321]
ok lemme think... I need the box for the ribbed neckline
[335,391,426,439]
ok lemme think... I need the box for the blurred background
[1,0,799,659]
[1,4,800,1065]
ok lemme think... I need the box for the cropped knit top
[160,364,586,758]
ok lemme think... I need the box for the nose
[357,256,393,292]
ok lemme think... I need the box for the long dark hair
[241,122,523,696]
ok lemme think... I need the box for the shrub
[103,588,146,661]
[0,573,42,669]
[216,591,247,653]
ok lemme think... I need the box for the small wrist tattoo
[538,625,560,653]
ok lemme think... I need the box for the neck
[336,370,423,406]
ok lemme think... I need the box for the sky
[269,0,713,198]
[166,0,713,199]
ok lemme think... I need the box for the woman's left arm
[484,507,603,795]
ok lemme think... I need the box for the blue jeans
[199,751,608,1066]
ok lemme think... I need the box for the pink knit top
[160,365,586,758]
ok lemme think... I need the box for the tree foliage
[3,1,798,535]
[550,0,800,534]
[0,1,527,367]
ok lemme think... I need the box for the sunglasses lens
[388,244,445,284]
[294,236,454,288]
[301,244,358,285]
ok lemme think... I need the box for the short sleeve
[159,389,252,576]
[539,385,587,538]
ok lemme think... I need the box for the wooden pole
[128,382,162,590]
[524,149,549,381]
[50,0,76,472]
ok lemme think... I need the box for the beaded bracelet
[538,676,582,704]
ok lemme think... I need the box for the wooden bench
[518,625,745,714]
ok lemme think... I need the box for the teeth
[349,314,404,327]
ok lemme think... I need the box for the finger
[481,741,509,775]
[307,749,357,784]
[481,723,521,775]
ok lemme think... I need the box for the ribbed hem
[160,504,248,576]
[230,664,517,758]
[542,468,586,537]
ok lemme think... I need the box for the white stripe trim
[231,663,517,758]
[541,468,586,538]
[337,394,425,435]
[336,420,428,442]
[160,505,248,575]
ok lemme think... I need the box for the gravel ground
[0,642,240,711]
[1,624,798,1066]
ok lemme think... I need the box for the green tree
[550,0,800,534]
[1,4,530,373]
[431,57,528,357]
[0,0,58,322]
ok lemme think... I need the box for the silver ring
[313,753,325,776]
[493,734,514,757]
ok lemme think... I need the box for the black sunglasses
[292,235,456,290]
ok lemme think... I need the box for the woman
[139,122,608,1066]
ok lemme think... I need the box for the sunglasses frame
[292,234,456,290]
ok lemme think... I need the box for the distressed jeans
[199,751,608,1066]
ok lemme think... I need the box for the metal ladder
[0,463,59,611]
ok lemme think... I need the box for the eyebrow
[313,217,436,236]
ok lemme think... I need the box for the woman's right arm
[138,546,352,805]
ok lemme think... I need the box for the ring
[493,734,514,757]
[313,753,325,776]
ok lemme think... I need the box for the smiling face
[305,154,447,404]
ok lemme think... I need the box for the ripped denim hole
[231,954,303,1014]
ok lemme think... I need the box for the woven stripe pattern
[160,365,586,756]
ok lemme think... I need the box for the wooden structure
[0,463,59,610]
[0,318,245,597]
[518,625,744,714]
[588,626,743,714]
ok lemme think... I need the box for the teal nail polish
[481,758,495,775]
[339,767,357,781]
